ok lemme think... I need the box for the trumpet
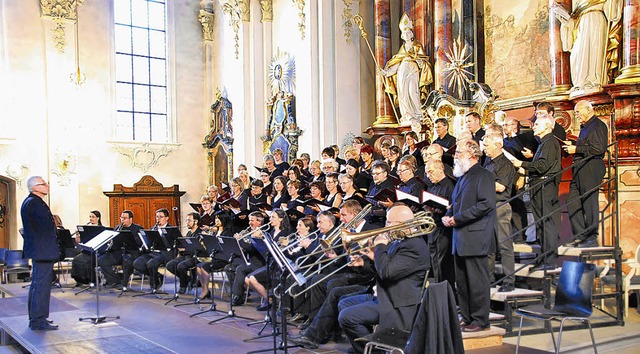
[280,230,320,253]
[234,224,270,242]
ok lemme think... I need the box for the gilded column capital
[259,0,273,22]
[199,0,215,41]
[237,0,250,22]
[292,0,306,39]
[40,0,84,53]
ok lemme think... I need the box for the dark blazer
[446,163,496,257]
[374,236,430,331]
[20,193,59,261]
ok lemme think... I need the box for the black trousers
[530,178,560,265]
[71,252,95,284]
[166,256,198,288]
[429,228,455,290]
[133,251,172,288]
[97,252,123,285]
[454,254,490,328]
[28,261,54,326]
[228,262,261,297]
[568,159,605,241]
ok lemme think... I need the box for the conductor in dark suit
[443,139,496,332]
[339,204,429,353]
[20,176,59,331]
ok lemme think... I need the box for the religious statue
[380,13,433,132]
[553,0,622,97]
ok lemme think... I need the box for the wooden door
[123,199,148,229]
[0,180,8,248]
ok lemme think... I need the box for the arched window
[114,0,170,142]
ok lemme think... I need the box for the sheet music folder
[110,230,139,251]
[79,230,119,253]
[177,237,205,256]
[77,225,109,244]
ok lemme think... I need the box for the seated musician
[196,213,235,300]
[132,208,172,291]
[268,176,290,210]
[245,209,292,311]
[99,210,143,289]
[227,211,267,306]
[292,200,377,327]
[166,212,202,294]
[338,203,430,354]
[324,172,343,209]
[71,210,104,286]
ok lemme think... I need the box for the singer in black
[133,208,172,290]
[99,210,143,288]
[166,212,202,294]
[21,176,59,331]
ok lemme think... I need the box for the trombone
[280,229,320,253]
[234,224,270,242]
[287,211,436,298]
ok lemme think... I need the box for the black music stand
[54,228,76,291]
[133,230,170,298]
[111,230,144,297]
[246,233,305,353]
[78,230,121,324]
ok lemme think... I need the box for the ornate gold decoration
[40,0,84,54]
[237,0,250,22]
[113,143,176,173]
[220,0,241,59]
[594,104,614,117]
[268,49,296,96]
[443,39,473,99]
[259,0,273,22]
[292,0,306,39]
[199,1,215,41]
[69,0,85,86]
[51,149,77,186]
[341,0,356,43]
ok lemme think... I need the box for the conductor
[20,176,59,331]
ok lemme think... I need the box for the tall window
[114,0,169,142]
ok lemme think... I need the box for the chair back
[553,261,596,317]
[5,250,28,268]
[0,248,7,264]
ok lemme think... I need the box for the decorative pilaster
[40,0,84,53]
[259,0,273,22]
[548,0,572,96]
[434,0,453,92]
[374,0,396,125]
[616,0,640,83]
[199,0,215,41]
[219,0,241,59]
[237,0,250,21]
[341,0,356,43]
[292,0,306,39]
[414,0,429,54]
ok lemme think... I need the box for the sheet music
[421,190,450,207]
[80,230,119,251]
[138,231,149,251]
[396,189,420,203]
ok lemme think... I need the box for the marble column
[434,0,452,93]
[414,0,429,56]
[548,0,572,96]
[374,0,396,125]
[616,0,640,83]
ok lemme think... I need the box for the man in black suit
[443,139,496,332]
[465,112,485,144]
[563,100,608,247]
[339,204,429,353]
[365,161,396,226]
[99,210,143,289]
[512,115,562,270]
[20,176,59,331]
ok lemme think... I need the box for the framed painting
[483,0,551,108]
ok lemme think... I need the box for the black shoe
[498,284,515,292]
[178,287,186,294]
[198,292,212,300]
[30,322,59,331]
[231,295,245,306]
[256,301,269,311]
[289,335,319,349]
[154,274,164,290]
[575,238,599,248]
[462,324,490,333]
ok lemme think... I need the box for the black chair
[515,261,598,354]
[0,248,7,283]
[2,250,31,283]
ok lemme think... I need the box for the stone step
[462,325,506,350]
[514,243,541,253]
[490,286,544,302]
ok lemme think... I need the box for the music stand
[133,230,170,298]
[54,228,75,291]
[245,235,305,353]
[77,225,108,244]
[112,230,144,297]
[78,230,121,324]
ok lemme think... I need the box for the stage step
[490,286,544,332]
[513,243,541,253]
[558,245,616,256]
[462,325,505,350]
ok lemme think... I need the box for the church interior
[2,0,640,352]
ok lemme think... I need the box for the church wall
[0,0,209,248]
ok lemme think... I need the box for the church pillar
[373,0,396,126]
[414,0,430,58]
[434,0,453,92]
[548,0,572,96]
[199,1,215,114]
[616,0,640,83]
